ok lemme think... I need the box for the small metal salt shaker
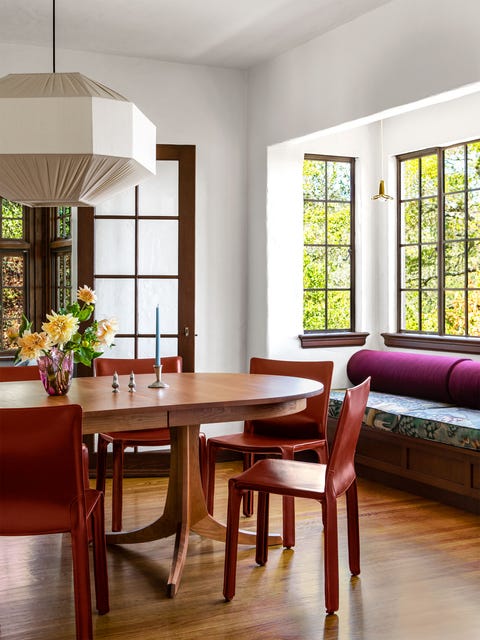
[112,371,119,393]
[128,371,136,393]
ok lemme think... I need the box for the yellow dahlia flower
[17,331,52,362]
[77,285,97,305]
[42,311,79,346]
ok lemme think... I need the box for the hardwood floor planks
[0,462,479,639]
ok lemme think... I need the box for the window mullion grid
[418,159,424,332]
[134,185,139,358]
[464,143,469,336]
[324,163,328,330]
[438,149,445,336]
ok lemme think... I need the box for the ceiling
[2,0,392,69]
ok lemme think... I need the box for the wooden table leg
[106,424,282,596]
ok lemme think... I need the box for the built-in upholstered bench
[328,350,480,513]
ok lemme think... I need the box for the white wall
[247,0,480,384]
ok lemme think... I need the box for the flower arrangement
[8,285,118,368]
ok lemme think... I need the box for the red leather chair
[206,358,333,548]
[95,356,207,531]
[223,377,370,615]
[0,364,41,381]
[0,404,109,639]
[0,365,91,488]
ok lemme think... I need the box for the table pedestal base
[106,424,282,596]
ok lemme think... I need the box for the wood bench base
[328,419,480,514]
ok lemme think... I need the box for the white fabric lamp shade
[0,72,156,207]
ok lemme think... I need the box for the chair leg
[323,499,339,615]
[206,441,217,515]
[242,453,255,517]
[255,491,269,566]
[346,481,360,576]
[90,493,110,615]
[223,479,244,602]
[70,527,94,640]
[281,450,295,549]
[95,435,109,493]
[199,432,207,497]
[111,441,125,532]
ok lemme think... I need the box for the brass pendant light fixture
[0,1,156,207]
[372,119,393,201]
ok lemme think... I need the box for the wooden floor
[1,462,479,640]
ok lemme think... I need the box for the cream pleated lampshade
[0,72,156,207]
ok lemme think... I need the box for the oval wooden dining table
[0,371,323,596]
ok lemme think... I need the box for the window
[300,155,366,348]
[0,199,73,354]
[392,140,480,351]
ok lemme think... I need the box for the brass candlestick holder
[148,363,169,388]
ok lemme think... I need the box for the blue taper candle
[155,305,161,366]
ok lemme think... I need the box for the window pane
[467,141,480,190]
[303,290,325,331]
[303,159,325,200]
[421,246,438,289]
[138,220,178,276]
[303,246,325,288]
[95,219,136,275]
[327,290,350,330]
[444,242,465,288]
[138,161,179,216]
[445,291,466,335]
[421,199,438,243]
[402,246,419,288]
[468,190,480,238]
[402,290,419,331]
[468,291,480,336]
[304,202,325,245]
[327,246,350,288]
[1,198,23,239]
[327,203,350,245]
[137,279,178,335]
[468,240,480,287]
[401,201,419,244]
[401,158,419,199]
[421,154,438,197]
[444,145,465,193]
[327,161,350,201]
[444,194,465,240]
[94,278,135,334]
[421,291,438,332]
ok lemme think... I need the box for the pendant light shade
[0,72,156,207]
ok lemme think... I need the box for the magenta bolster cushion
[448,360,480,409]
[347,349,469,403]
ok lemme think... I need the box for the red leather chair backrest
[0,404,85,535]
[327,377,370,498]
[249,357,334,434]
[0,365,40,382]
[94,355,182,376]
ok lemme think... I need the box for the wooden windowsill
[382,332,480,355]
[299,332,369,348]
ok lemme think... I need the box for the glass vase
[37,348,74,396]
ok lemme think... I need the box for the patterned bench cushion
[329,390,480,452]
